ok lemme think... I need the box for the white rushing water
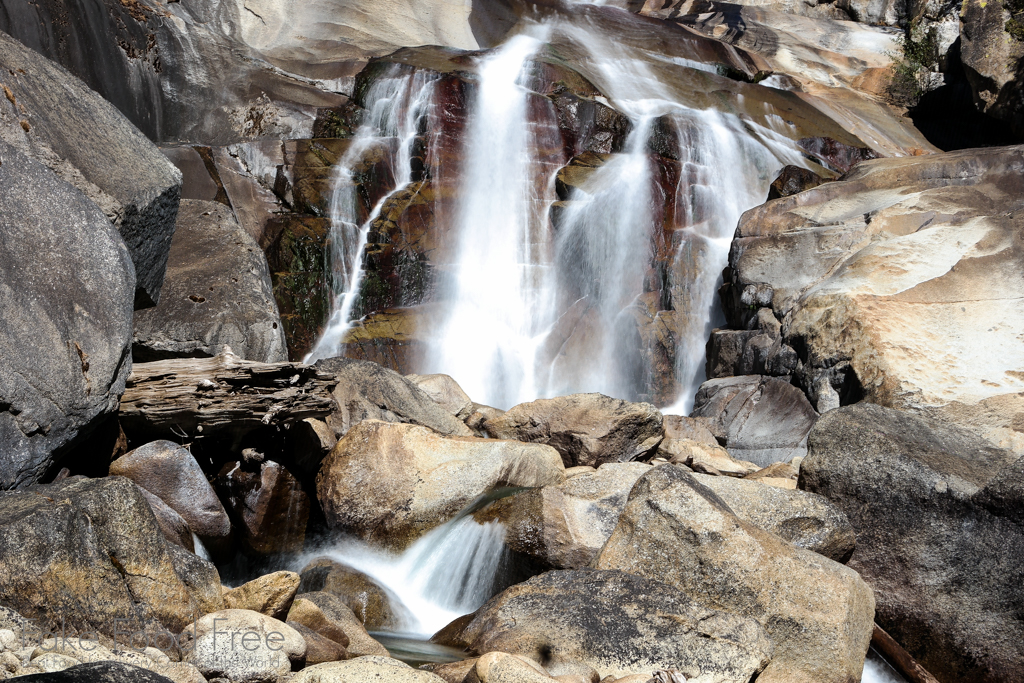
[304,66,439,362]
[307,4,814,410]
[297,516,508,636]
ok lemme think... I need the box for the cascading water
[305,67,439,362]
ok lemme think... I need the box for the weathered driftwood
[120,350,337,440]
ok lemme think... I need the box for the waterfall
[299,516,509,636]
[305,67,439,362]
[306,4,814,410]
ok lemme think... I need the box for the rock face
[691,473,855,562]
[215,460,310,556]
[405,374,474,420]
[223,571,300,621]
[109,440,233,560]
[317,420,565,549]
[484,394,664,468]
[691,376,818,466]
[180,609,306,683]
[0,476,223,636]
[960,0,1024,137]
[315,357,473,439]
[138,487,195,552]
[133,200,288,363]
[440,569,772,682]
[0,30,179,308]
[13,661,177,683]
[0,141,135,489]
[721,146,1024,454]
[474,462,652,570]
[298,559,406,630]
[293,592,390,657]
[800,403,1024,683]
[595,465,875,683]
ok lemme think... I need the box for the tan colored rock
[290,655,447,682]
[223,571,301,620]
[421,657,478,683]
[298,558,406,630]
[406,374,474,419]
[759,477,797,490]
[289,621,348,664]
[691,472,855,562]
[466,404,506,435]
[595,466,875,683]
[662,415,718,446]
[29,652,79,673]
[660,438,758,476]
[477,652,554,682]
[564,466,596,478]
[296,593,390,657]
[179,609,306,683]
[484,394,663,468]
[475,462,651,569]
[745,462,798,480]
[317,420,565,549]
[287,598,351,649]
[443,569,771,681]
[726,147,1024,453]
[149,662,209,683]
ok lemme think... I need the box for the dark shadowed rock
[0,30,179,308]
[484,394,664,468]
[298,558,405,630]
[109,440,233,561]
[133,200,288,363]
[0,476,223,637]
[596,465,875,683]
[800,403,1024,683]
[315,357,473,438]
[215,460,309,556]
[0,141,135,489]
[13,661,177,683]
[437,569,772,682]
[691,376,818,466]
[766,165,827,200]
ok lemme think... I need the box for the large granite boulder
[722,146,1024,454]
[292,592,390,657]
[0,0,516,144]
[109,440,233,561]
[132,200,288,363]
[595,465,875,683]
[484,394,664,468]
[315,357,473,440]
[291,656,447,683]
[0,141,135,489]
[473,462,653,570]
[0,29,179,308]
[316,420,565,549]
[0,476,223,637]
[437,569,773,682]
[298,558,405,630]
[691,376,819,466]
[800,403,1024,683]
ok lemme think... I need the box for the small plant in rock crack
[1007,0,1024,41]
[886,26,938,108]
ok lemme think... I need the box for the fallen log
[120,349,337,441]
[871,624,940,683]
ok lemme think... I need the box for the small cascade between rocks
[305,67,440,362]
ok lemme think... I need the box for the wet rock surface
[801,403,1024,683]
[298,559,405,631]
[215,460,310,556]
